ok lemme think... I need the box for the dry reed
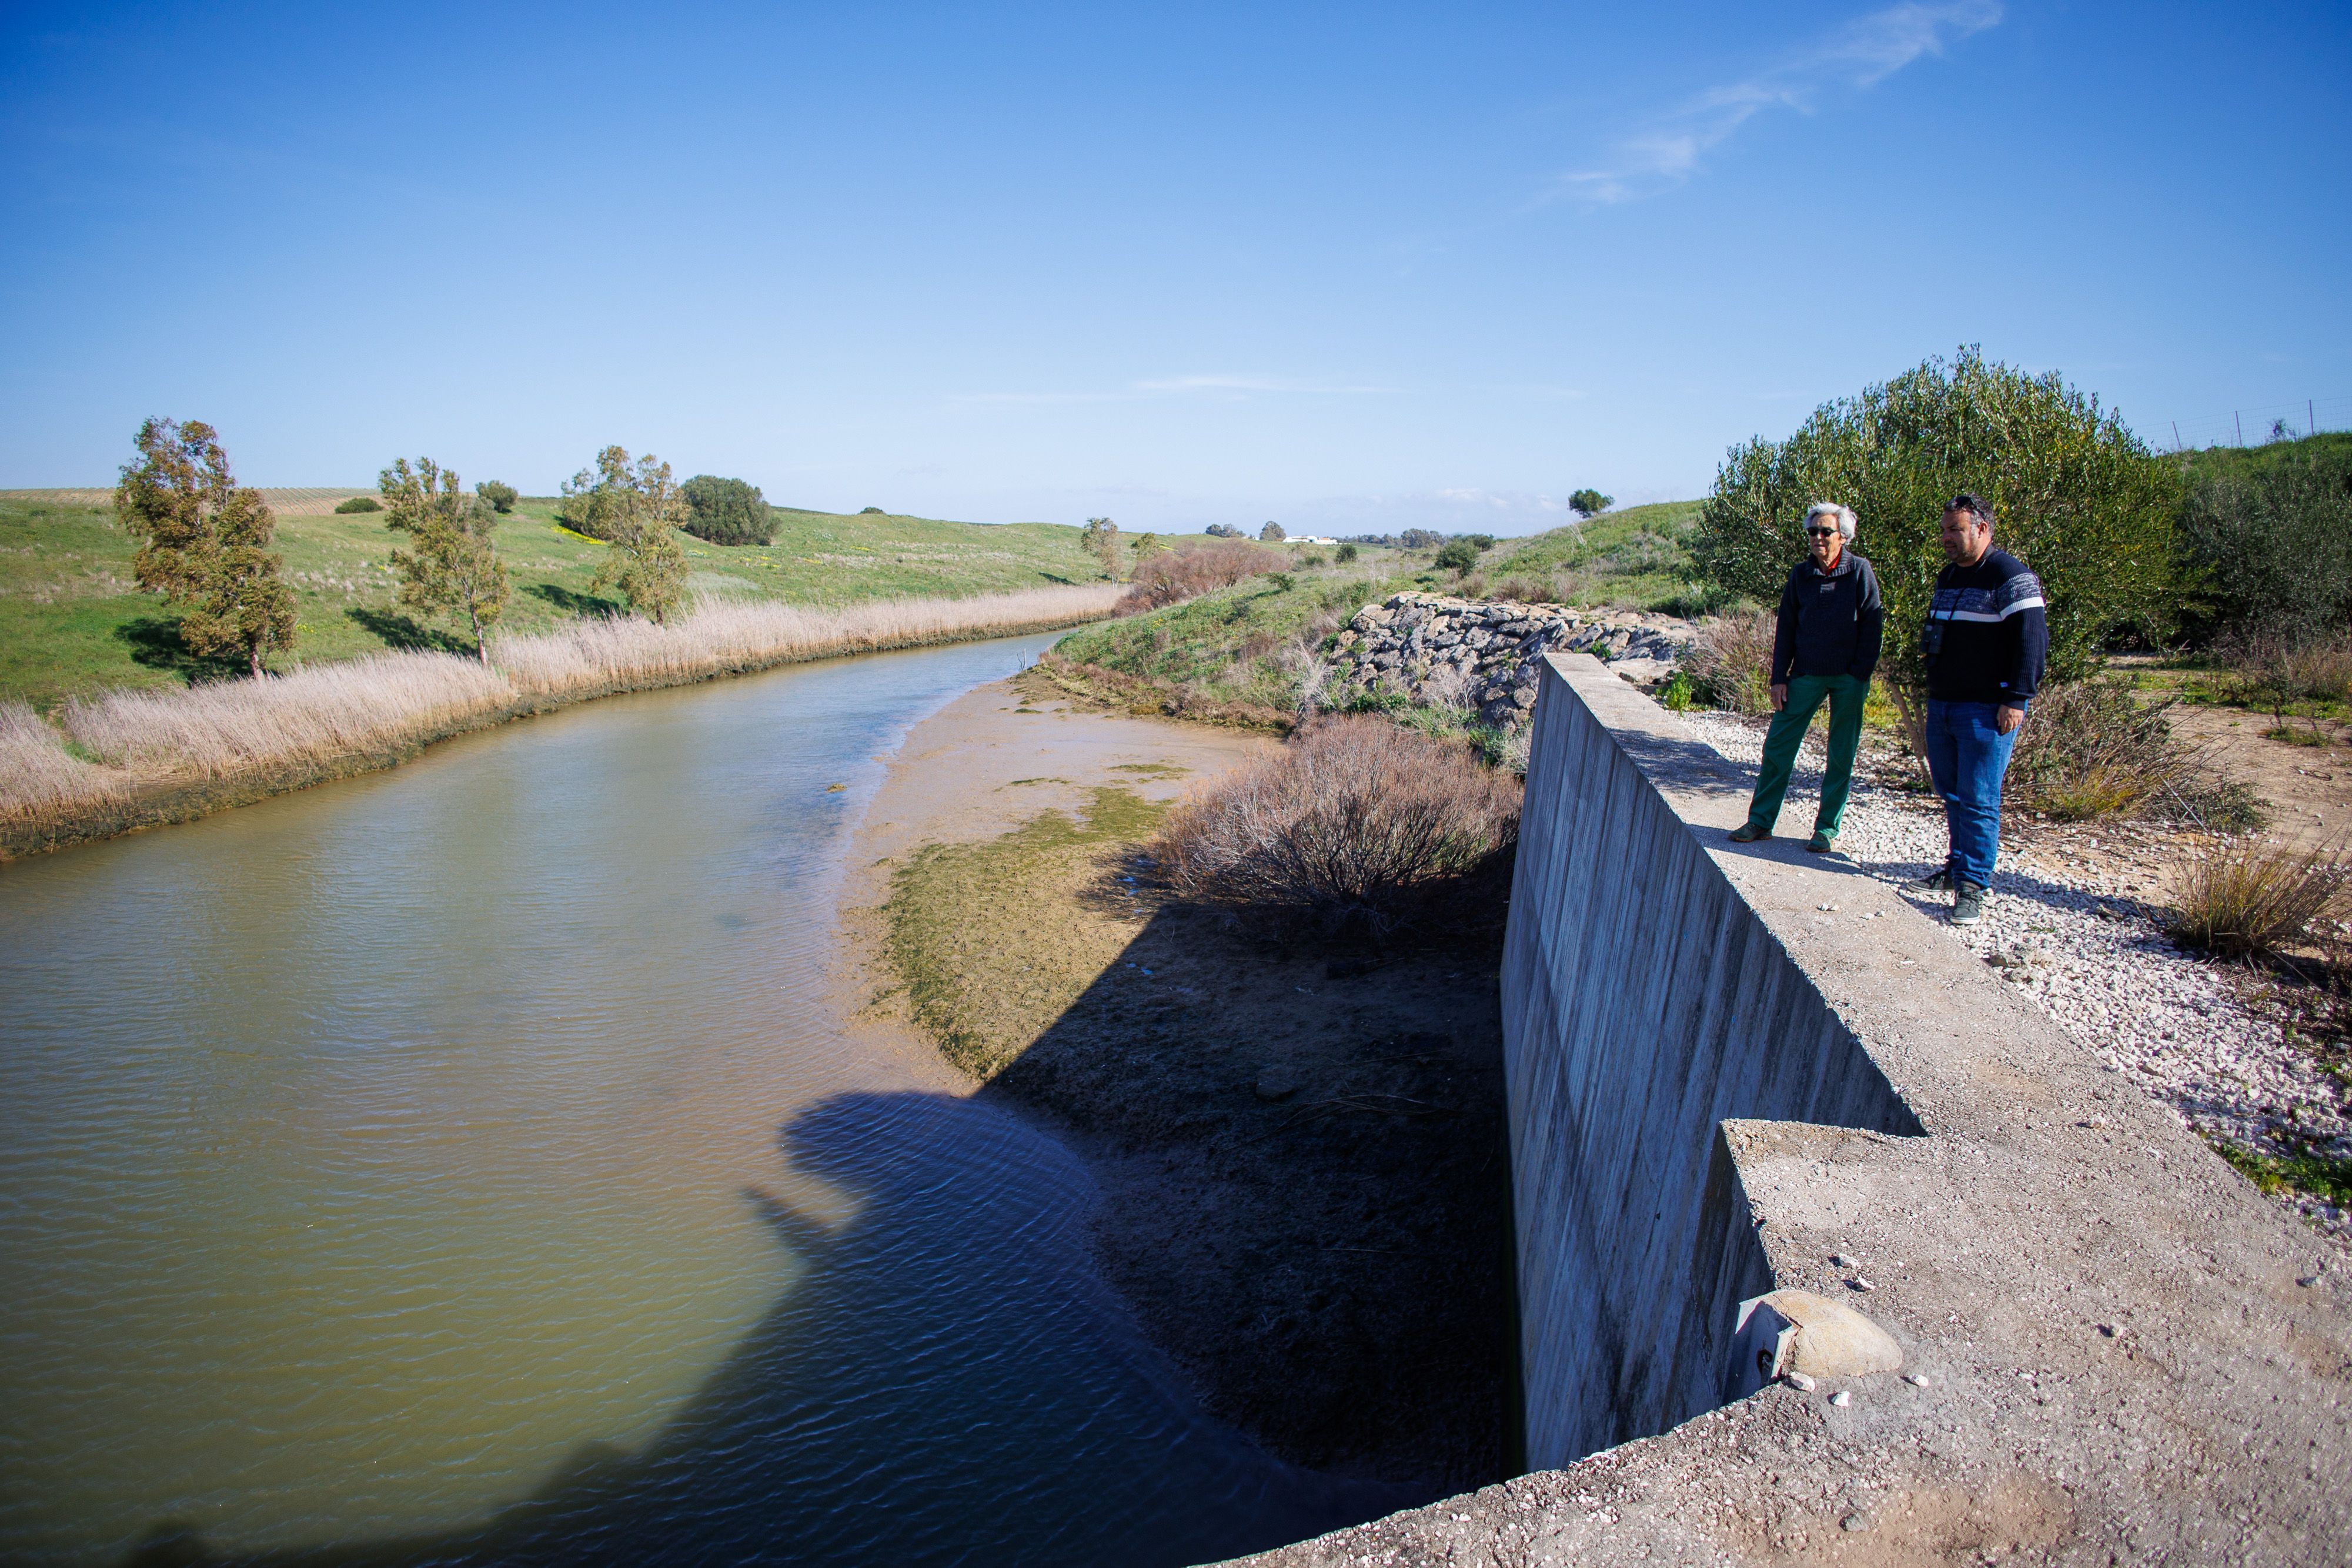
[1151,715,1521,934]
[1682,610,1776,715]
[0,702,126,820]
[3,584,1122,831]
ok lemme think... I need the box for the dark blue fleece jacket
[1771,551,1883,683]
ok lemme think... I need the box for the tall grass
[0,701,125,821]
[2167,835,2348,960]
[3,584,1122,832]
[1151,715,1521,935]
[2006,682,2259,826]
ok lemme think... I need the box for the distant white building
[1291,536,1340,546]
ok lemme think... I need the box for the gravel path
[1679,708,2351,1252]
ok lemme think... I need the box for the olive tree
[1569,489,1613,517]
[1259,520,1286,542]
[379,457,510,663]
[114,417,296,677]
[564,446,690,622]
[1690,347,2180,747]
[477,481,519,514]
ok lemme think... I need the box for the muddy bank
[837,673,1518,1492]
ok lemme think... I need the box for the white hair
[1805,502,1857,541]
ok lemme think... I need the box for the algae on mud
[883,784,1167,1079]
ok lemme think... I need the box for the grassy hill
[0,490,1096,707]
[1479,500,1709,610]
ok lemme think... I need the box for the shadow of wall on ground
[975,885,1521,1493]
[123,1089,1402,1568]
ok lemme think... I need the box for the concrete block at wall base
[1228,651,2352,1568]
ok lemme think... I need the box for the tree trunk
[1884,677,1930,788]
[469,602,489,666]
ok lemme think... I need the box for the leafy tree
[1080,516,1121,578]
[1205,523,1245,539]
[1434,539,1481,574]
[114,417,296,677]
[478,481,518,514]
[564,446,690,622]
[335,496,381,514]
[1335,542,1359,563]
[1259,520,1286,542]
[859,506,887,514]
[1400,528,1445,551]
[2180,449,2352,641]
[379,456,511,663]
[1130,531,1164,562]
[680,474,775,545]
[1690,346,2180,745]
[1569,489,1613,517]
[1460,532,1496,551]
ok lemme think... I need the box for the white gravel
[1679,708,2351,1253]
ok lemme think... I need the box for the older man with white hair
[1728,502,1883,854]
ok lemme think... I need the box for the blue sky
[4,2,2346,534]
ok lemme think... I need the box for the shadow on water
[125,1091,1402,1568]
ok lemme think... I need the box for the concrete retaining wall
[1501,657,1921,1467]
[1234,652,2350,1564]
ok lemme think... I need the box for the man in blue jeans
[1908,493,2046,925]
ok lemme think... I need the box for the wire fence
[2157,395,2351,453]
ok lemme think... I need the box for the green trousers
[1745,674,1868,836]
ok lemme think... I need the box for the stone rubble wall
[1324,592,1695,729]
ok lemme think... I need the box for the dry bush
[0,702,124,820]
[1151,714,1521,934]
[1681,610,1775,714]
[62,653,510,775]
[2006,681,2256,825]
[1493,577,1554,603]
[1117,539,1285,613]
[2217,626,2352,708]
[2168,836,2349,960]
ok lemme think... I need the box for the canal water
[0,634,1393,1566]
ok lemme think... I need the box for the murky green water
[0,636,1393,1566]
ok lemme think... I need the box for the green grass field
[0,490,1098,708]
[1478,500,1710,610]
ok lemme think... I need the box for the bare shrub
[2216,626,2352,710]
[2168,836,2348,960]
[2006,682,2257,825]
[1681,610,1775,714]
[1494,576,1553,603]
[0,702,124,820]
[1117,539,1284,613]
[1151,715,1521,933]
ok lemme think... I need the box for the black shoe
[1951,882,1988,925]
[1728,823,1770,843]
[1905,868,1955,894]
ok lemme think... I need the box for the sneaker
[1806,830,1836,854]
[1728,823,1770,843]
[1905,868,1955,894]
[1951,882,1988,925]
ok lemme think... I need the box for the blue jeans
[1923,700,2023,888]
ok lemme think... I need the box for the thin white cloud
[1541,1,2001,205]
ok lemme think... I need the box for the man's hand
[1769,683,1788,712]
[1996,704,2025,734]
